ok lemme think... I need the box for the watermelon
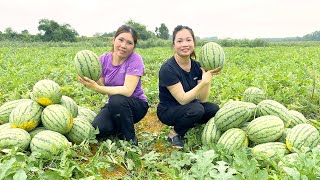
[256,100,292,127]
[77,106,97,123]
[60,95,78,118]
[65,116,95,144]
[214,103,252,131]
[201,117,221,146]
[198,42,225,71]
[223,100,257,120]
[286,123,319,152]
[9,100,43,132]
[30,130,71,158]
[74,50,102,81]
[242,87,265,104]
[288,110,307,127]
[252,142,289,167]
[217,128,248,154]
[32,79,62,106]
[0,99,33,124]
[41,104,73,134]
[246,115,284,144]
[0,128,31,151]
[29,126,47,138]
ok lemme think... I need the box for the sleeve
[127,54,144,76]
[194,60,202,81]
[159,63,180,87]
[99,54,107,78]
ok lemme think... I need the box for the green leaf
[13,169,27,180]
[283,167,300,179]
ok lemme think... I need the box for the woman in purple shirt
[78,25,148,146]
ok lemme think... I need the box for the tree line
[1,19,320,47]
[0,19,169,42]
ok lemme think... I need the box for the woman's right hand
[201,67,221,84]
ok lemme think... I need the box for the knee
[185,103,205,118]
[108,95,128,109]
[92,118,114,135]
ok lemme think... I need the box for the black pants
[92,94,149,141]
[157,101,219,137]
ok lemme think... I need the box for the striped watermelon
[30,130,71,158]
[65,116,95,144]
[217,128,248,154]
[0,128,31,151]
[243,87,265,104]
[223,100,257,120]
[252,142,289,167]
[201,117,221,146]
[256,100,292,127]
[0,99,33,124]
[246,115,284,144]
[29,126,47,138]
[41,104,73,134]
[60,95,78,118]
[286,123,319,152]
[77,106,97,123]
[288,110,307,127]
[214,103,252,131]
[74,50,102,81]
[9,100,43,132]
[198,42,225,71]
[32,79,62,106]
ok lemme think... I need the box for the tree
[303,31,320,41]
[125,19,155,40]
[4,27,17,38]
[155,23,169,40]
[38,19,79,42]
[21,30,29,35]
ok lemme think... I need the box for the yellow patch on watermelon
[68,114,74,130]
[11,120,38,132]
[36,97,53,106]
[286,138,292,152]
[243,137,249,147]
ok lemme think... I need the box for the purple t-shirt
[99,52,147,102]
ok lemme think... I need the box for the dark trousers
[157,101,219,137]
[92,94,149,141]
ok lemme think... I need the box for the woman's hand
[77,75,98,91]
[201,67,221,84]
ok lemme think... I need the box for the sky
[1,0,320,39]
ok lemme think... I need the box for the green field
[0,44,319,179]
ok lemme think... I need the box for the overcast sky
[1,0,319,39]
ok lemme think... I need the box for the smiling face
[113,32,135,59]
[173,29,195,58]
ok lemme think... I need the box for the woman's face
[173,29,195,57]
[113,32,135,59]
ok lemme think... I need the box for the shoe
[132,136,138,146]
[167,135,184,148]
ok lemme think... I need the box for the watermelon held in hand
[74,50,102,81]
[198,42,225,71]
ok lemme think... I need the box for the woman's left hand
[77,75,98,91]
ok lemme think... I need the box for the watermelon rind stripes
[198,42,225,71]
[246,115,284,144]
[30,130,71,158]
[74,50,102,81]
[201,117,221,146]
[286,123,319,153]
[217,128,248,154]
